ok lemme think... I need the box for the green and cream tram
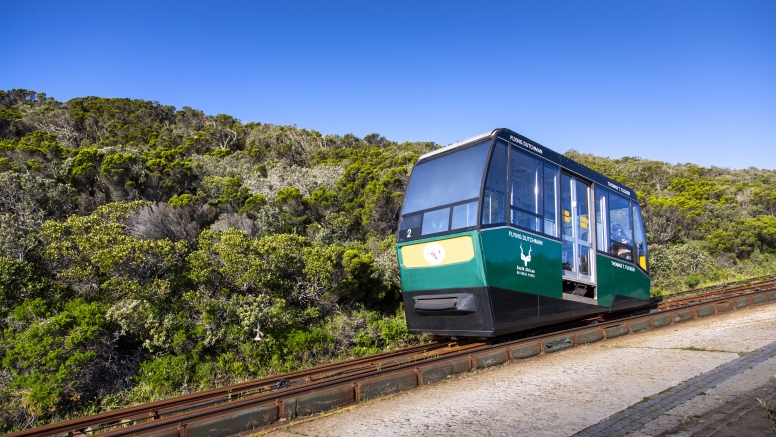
[396,128,650,337]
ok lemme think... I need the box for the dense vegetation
[1,89,775,430]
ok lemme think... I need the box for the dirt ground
[260,303,776,437]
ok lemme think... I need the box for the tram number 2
[403,227,420,240]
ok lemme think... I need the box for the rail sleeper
[473,349,509,369]
[510,342,542,360]
[629,319,650,332]
[357,370,418,401]
[604,324,629,338]
[768,291,776,301]
[450,356,472,374]
[672,309,695,323]
[717,301,733,312]
[295,384,354,416]
[650,314,672,328]
[417,362,453,385]
[183,404,278,437]
[734,297,751,309]
[696,304,716,317]
[415,355,470,385]
[752,294,767,304]
[279,398,296,419]
[136,428,178,437]
[543,335,574,353]
[575,329,604,345]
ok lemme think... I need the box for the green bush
[2,299,115,419]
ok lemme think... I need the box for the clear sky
[3,1,775,169]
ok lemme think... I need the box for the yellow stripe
[401,236,475,268]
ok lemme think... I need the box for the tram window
[561,174,573,239]
[451,201,478,230]
[562,240,574,272]
[482,141,507,226]
[608,193,634,261]
[576,179,590,243]
[633,204,649,271]
[402,141,490,215]
[543,163,559,238]
[507,151,559,238]
[399,213,421,240]
[510,148,543,216]
[579,245,590,275]
[513,210,541,232]
[595,187,608,253]
[421,207,450,235]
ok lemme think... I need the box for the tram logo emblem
[423,242,446,265]
[520,244,532,266]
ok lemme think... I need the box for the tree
[0,172,75,261]
[39,202,189,301]
[128,202,216,242]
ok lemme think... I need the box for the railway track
[8,340,484,437]
[656,275,776,309]
[10,275,776,437]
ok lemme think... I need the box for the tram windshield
[399,140,491,240]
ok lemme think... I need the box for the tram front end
[397,230,497,337]
[396,129,651,338]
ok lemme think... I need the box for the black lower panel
[610,293,656,312]
[492,289,605,336]
[489,288,539,335]
[404,287,651,337]
[402,287,494,337]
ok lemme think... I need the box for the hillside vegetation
[1,89,775,430]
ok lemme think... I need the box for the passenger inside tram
[611,223,633,260]
[562,246,573,272]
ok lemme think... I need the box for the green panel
[480,228,562,298]
[596,253,650,307]
[396,230,486,292]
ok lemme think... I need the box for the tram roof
[419,128,638,201]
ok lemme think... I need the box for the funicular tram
[396,128,650,337]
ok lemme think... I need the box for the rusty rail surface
[657,275,776,309]
[10,277,776,437]
[658,275,776,302]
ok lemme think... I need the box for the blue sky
[3,1,775,169]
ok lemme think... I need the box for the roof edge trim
[418,130,495,161]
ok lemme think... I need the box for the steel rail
[659,275,776,301]
[657,278,776,310]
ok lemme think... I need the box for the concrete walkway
[260,303,776,437]
[575,340,776,436]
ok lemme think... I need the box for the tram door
[561,174,595,284]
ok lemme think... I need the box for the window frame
[594,185,648,273]
[480,139,509,229]
[631,202,650,273]
[542,161,561,239]
[400,197,481,239]
[397,138,494,243]
[502,144,562,241]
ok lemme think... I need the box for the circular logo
[423,242,445,265]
